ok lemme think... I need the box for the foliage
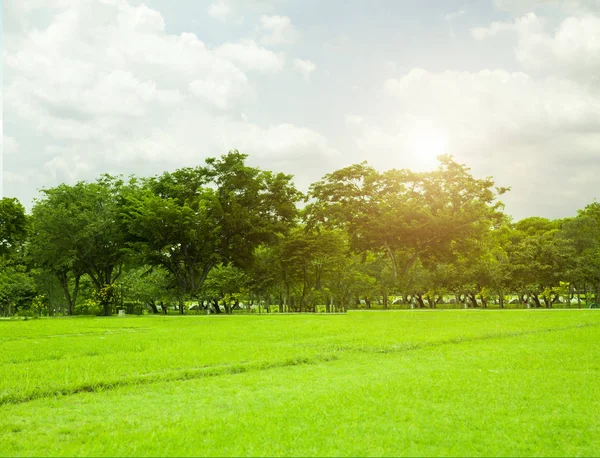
[123,151,301,308]
[307,156,508,279]
[28,177,132,315]
[10,153,600,315]
[0,197,28,257]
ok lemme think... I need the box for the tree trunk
[542,295,551,308]
[58,273,81,316]
[384,242,398,281]
[149,301,159,314]
[211,299,221,314]
[468,293,478,308]
[102,299,111,316]
[480,294,487,308]
[178,299,185,315]
[425,295,436,308]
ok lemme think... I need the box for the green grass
[1,310,600,456]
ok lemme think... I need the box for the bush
[15,309,35,318]
[74,299,103,316]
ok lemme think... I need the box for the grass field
[1,310,600,456]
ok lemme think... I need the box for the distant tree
[120,266,177,314]
[0,197,35,316]
[307,156,508,283]
[507,217,573,308]
[29,187,86,315]
[0,197,28,258]
[29,177,132,315]
[0,262,36,316]
[124,151,302,312]
[200,264,249,314]
[560,202,600,305]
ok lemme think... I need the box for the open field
[1,311,600,456]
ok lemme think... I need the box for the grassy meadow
[1,310,600,456]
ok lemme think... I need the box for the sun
[410,125,448,170]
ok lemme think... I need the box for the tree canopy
[2,151,599,316]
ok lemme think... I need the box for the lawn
[1,310,599,456]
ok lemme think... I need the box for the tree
[507,217,573,308]
[307,156,508,283]
[0,197,28,258]
[29,188,85,315]
[120,266,177,314]
[0,261,36,316]
[0,198,35,317]
[124,151,301,312]
[200,264,249,314]
[560,202,600,305]
[29,177,131,315]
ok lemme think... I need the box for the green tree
[200,264,249,314]
[560,202,600,305]
[124,151,301,312]
[508,217,573,308]
[0,197,28,258]
[307,156,508,283]
[29,177,131,315]
[0,264,36,316]
[0,197,35,317]
[120,266,177,314]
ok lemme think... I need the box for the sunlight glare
[410,124,448,170]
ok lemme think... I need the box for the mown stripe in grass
[0,328,148,343]
[2,321,597,407]
[352,322,600,354]
[0,354,340,406]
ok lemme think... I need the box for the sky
[2,0,600,220]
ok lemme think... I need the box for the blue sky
[3,0,600,219]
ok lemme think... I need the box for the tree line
[1,151,599,317]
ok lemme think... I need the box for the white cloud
[359,67,600,218]
[293,58,316,80]
[471,20,514,40]
[471,12,542,40]
[445,9,466,21]
[494,0,600,14]
[345,114,363,126]
[493,0,555,13]
[384,69,600,140]
[472,12,600,86]
[257,15,298,46]
[3,0,336,205]
[515,14,600,86]
[207,0,232,20]
[3,137,19,157]
[215,40,285,73]
[188,69,252,110]
[206,0,288,22]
